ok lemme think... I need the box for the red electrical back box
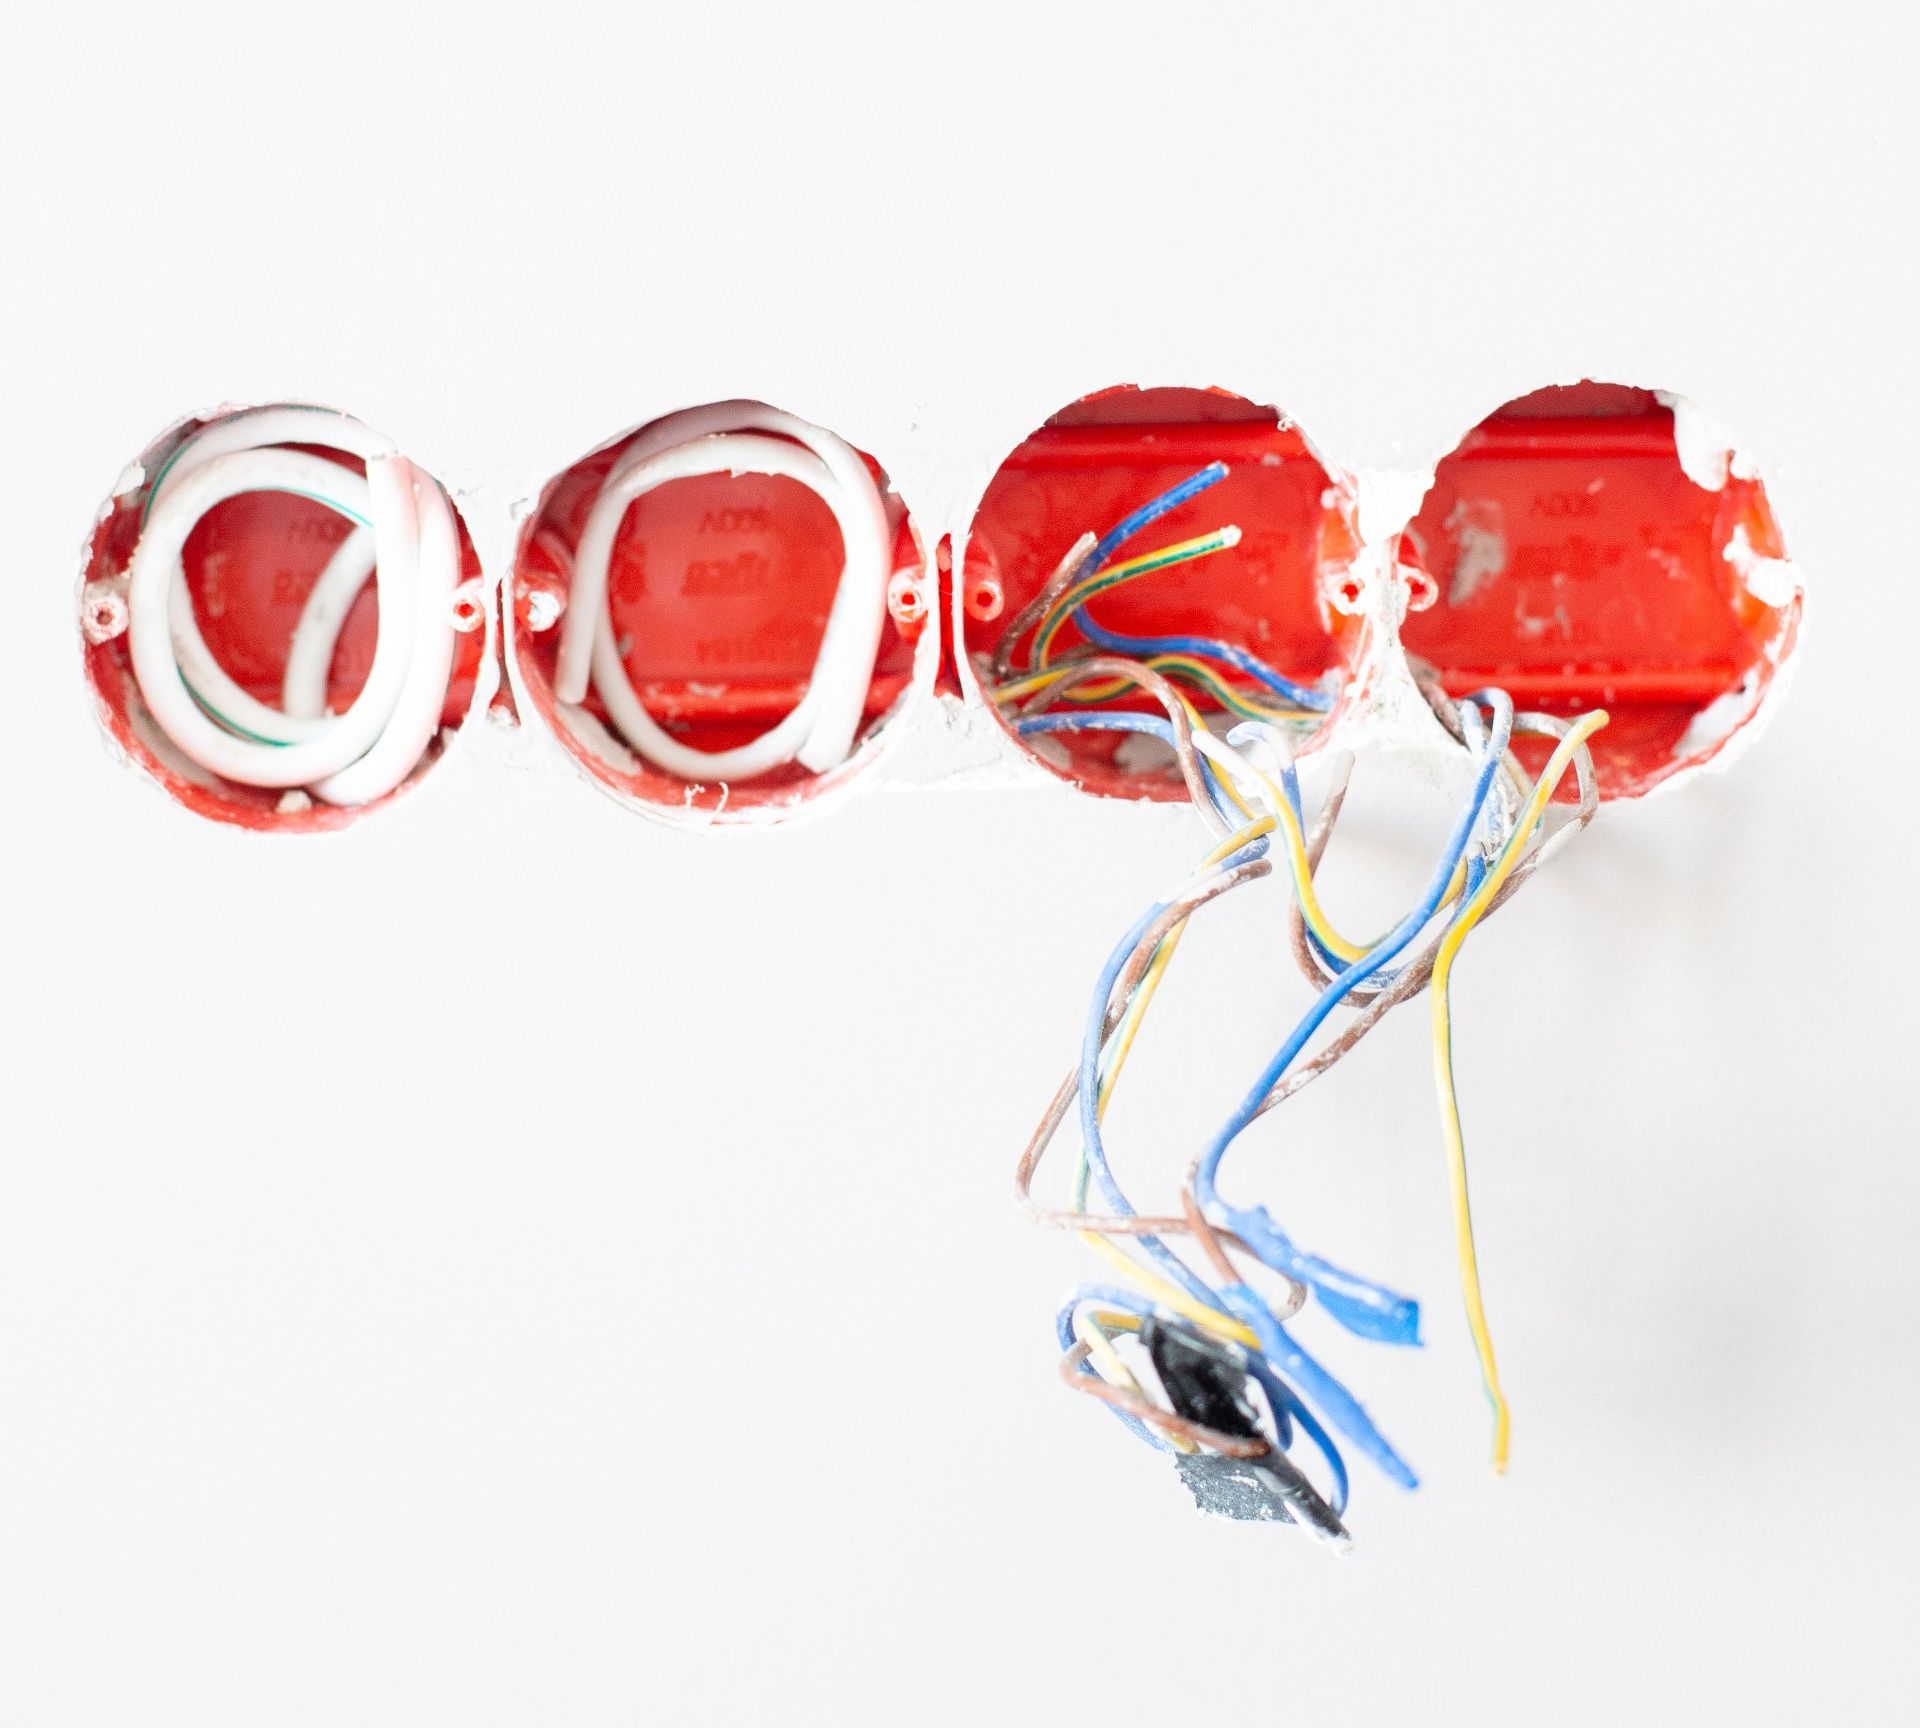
[81,383,1800,829]
[959,382,1798,802]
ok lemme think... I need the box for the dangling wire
[996,462,1608,1531]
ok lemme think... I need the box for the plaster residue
[1352,465,1430,549]
[1659,390,1761,493]
[1304,532,1500,806]
[1444,499,1506,606]
[1724,523,1801,609]
[1675,675,1763,760]
[870,685,1039,790]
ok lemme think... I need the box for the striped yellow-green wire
[1032,528,1242,667]
[1429,708,1609,1474]
[1060,653,1315,724]
[1013,527,1308,720]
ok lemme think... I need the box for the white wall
[2,4,1912,1723]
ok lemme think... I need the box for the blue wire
[1291,713,1494,988]
[1199,690,1515,1218]
[1040,459,1334,713]
[1080,461,1230,576]
[1030,619,1519,1493]
[1072,614,1335,712]
[1184,691,1517,1488]
[1038,704,1496,1489]
[1221,720,1304,827]
[1039,710,1431,1348]
[1049,818,1417,1492]
[1245,1354,1349,1517]
[1219,1287,1418,1487]
[1072,848,1422,1346]
[1066,838,1272,1316]
[1461,853,1488,906]
[1056,1286,1347,1511]
[1015,712,1241,828]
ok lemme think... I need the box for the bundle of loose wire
[123,406,466,807]
[552,401,893,782]
[1001,465,1607,1540]
[988,462,1336,739]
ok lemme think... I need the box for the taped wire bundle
[121,406,465,807]
[551,401,894,782]
[993,463,1606,1545]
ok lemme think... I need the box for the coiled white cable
[552,401,892,781]
[125,406,464,807]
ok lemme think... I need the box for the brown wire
[1285,750,1356,993]
[1058,1340,1271,1459]
[1013,860,1277,1239]
[982,527,1234,816]
[1256,710,1600,1122]
[1282,686,1600,1003]
[1004,608,1607,1438]
[1012,653,1221,818]
[1180,1182,1240,1285]
[987,531,1098,683]
[1170,699,1602,1231]
[1411,657,1536,817]
[1011,852,1311,1320]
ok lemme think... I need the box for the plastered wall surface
[2,4,1914,1723]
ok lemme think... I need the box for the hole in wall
[1398,381,1801,799]
[79,404,487,832]
[960,384,1359,801]
[506,400,927,819]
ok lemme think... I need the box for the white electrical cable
[124,406,464,806]
[552,401,892,781]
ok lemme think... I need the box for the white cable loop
[124,408,463,806]
[552,401,892,782]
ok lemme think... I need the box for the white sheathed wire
[124,407,463,805]
[552,401,891,782]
